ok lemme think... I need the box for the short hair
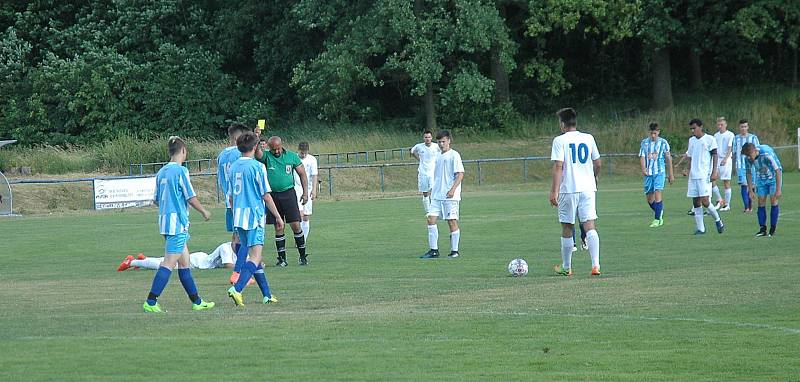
[557,108,577,127]
[435,130,451,140]
[237,131,259,153]
[716,117,726,123]
[648,122,659,131]
[168,136,186,157]
[298,141,309,151]
[227,123,247,137]
[689,118,703,127]
[422,130,433,136]
[741,142,756,156]
[739,119,748,125]
[259,137,267,143]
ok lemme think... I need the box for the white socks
[586,229,600,269]
[427,224,438,250]
[560,237,573,269]
[707,203,721,222]
[301,220,310,240]
[712,185,721,203]
[724,188,732,206]
[131,257,163,270]
[422,196,430,213]
[450,230,460,252]
[693,207,705,232]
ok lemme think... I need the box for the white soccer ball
[508,258,528,277]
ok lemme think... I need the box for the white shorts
[717,162,732,180]
[428,199,459,220]
[687,178,712,197]
[418,173,434,193]
[296,191,313,215]
[557,192,597,224]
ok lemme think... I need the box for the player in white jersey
[639,122,674,227]
[118,242,238,271]
[420,130,464,259]
[410,130,441,214]
[684,119,724,235]
[294,142,318,240]
[732,119,759,212]
[549,108,602,277]
[712,117,735,211]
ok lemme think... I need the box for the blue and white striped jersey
[747,145,782,182]
[733,134,759,171]
[639,137,671,176]
[227,157,272,230]
[217,146,241,208]
[154,162,196,235]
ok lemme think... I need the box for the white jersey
[431,149,465,201]
[188,242,236,269]
[714,130,735,164]
[550,130,600,193]
[686,134,718,180]
[411,142,441,177]
[293,154,318,195]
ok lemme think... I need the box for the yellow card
[257,119,266,130]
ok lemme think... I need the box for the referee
[257,136,309,266]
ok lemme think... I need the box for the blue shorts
[737,167,757,185]
[755,178,782,197]
[164,231,190,255]
[236,227,265,248]
[643,173,665,194]
[225,208,234,232]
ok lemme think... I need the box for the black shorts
[266,189,301,224]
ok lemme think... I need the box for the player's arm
[295,164,308,204]
[710,148,719,181]
[745,163,755,201]
[262,193,284,231]
[188,197,211,221]
[684,156,691,177]
[410,146,420,161]
[549,161,563,207]
[310,172,318,199]
[665,151,674,184]
[593,158,602,185]
[640,155,647,177]
[446,171,464,199]
[721,142,733,166]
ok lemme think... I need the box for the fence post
[327,168,333,196]
[139,164,144,175]
[379,166,385,192]
[523,158,528,182]
[215,174,220,204]
[477,160,482,186]
[797,127,799,170]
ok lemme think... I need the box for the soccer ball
[508,258,528,277]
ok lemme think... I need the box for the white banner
[94,177,156,210]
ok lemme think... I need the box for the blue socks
[146,266,172,306]
[178,268,201,305]
[234,241,248,273]
[235,261,258,293]
[770,205,779,228]
[253,264,272,298]
[757,206,767,227]
[740,185,751,210]
[648,201,655,211]
[654,201,663,220]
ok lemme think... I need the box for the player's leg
[722,179,732,210]
[300,197,313,241]
[126,256,163,270]
[176,244,214,310]
[421,201,441,258]
[700,180,723,232]
[644,175,656,219]
[768,181,780,236]
[578,192,600,275]
[143,234,184,312]
[420,173,432,213]
[755,186,768,236]
[688,180,706,233]
[444,201,460,258]
[711,179,722,208]
[290,221,307,265]
[554,194,575,276]
[250,244,277,303]
[268,193,289,266]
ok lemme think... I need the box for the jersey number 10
[569,143,589,164]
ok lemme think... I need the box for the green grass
[1,174,798,381]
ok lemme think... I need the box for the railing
[129,159,215,175]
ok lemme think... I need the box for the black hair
[648,122,659,131]
[298,141,310,151]
[237,132,260,153]
[557,108,577,127]
[435,130,451,140]
[689,118,703,127]
[168,136,186,157]
[227,123,247,137]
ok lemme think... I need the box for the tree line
[1,0,797,146]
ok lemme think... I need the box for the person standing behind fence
[420,130,464,259]
[294,142,318,241]
[733,119,759,212]
[549,108,602,277]
[257,136,310,266]
[639,122,674,228]
[143,136,214,313]
[217,123,250,285]
[411,130,441,214]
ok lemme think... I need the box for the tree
[733,0,800,85]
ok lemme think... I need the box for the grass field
[1,175,798,381]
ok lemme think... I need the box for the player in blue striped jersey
[143,136,214,313]
[732,119,760,212]
[742,143,782,237]
[226,131,284,306]
[217,123,251,285]
[638,122,674,227]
